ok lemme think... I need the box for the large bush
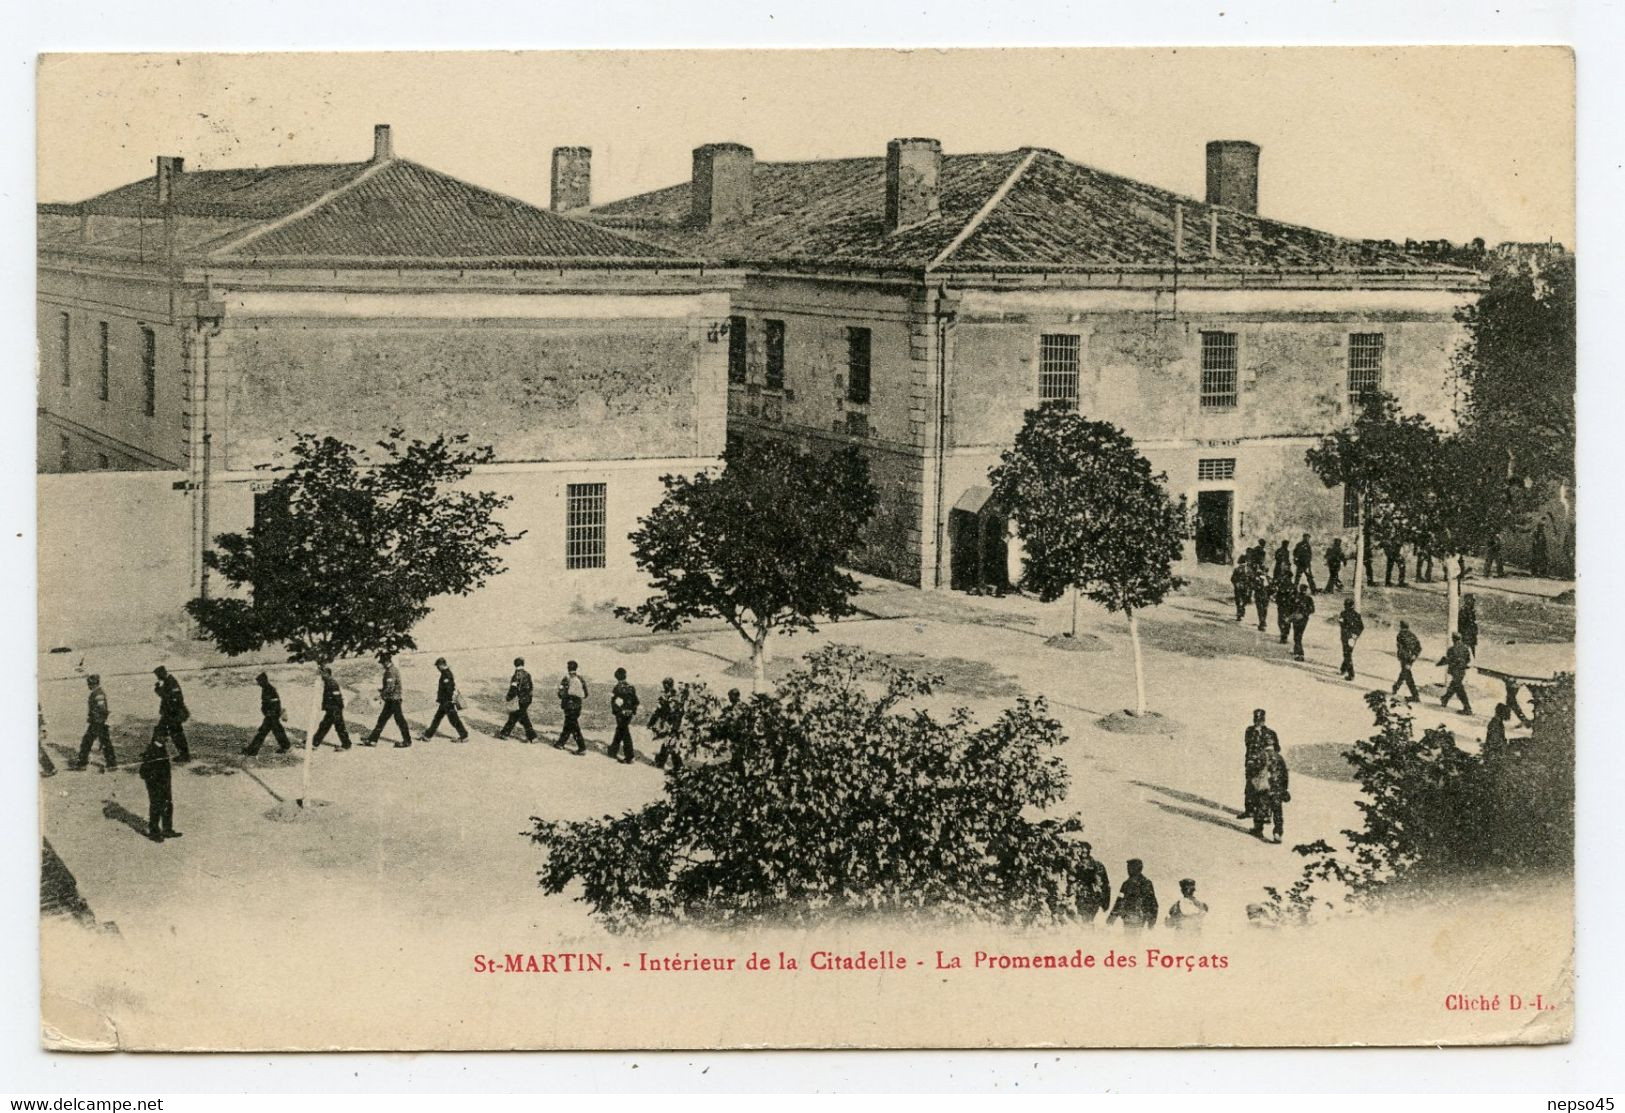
[527,646,1092,931]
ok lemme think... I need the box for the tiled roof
[40,159,683,265]
[592,147,1468,276]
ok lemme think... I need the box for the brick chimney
[155,156,184,205]
[1205,140,1259,215]
[551,146,592,213]
[885,137,941,233]
[373,124,394,162]
[691,143,754,226]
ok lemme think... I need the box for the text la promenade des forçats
[471,946,1232,976]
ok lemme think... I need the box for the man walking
[73,674,117,771]
[651,677,685,771]
[1106,859,1159,932]
[242,672,293,756]
[1324,538,1346,595]
[422,657,469,742]
[152,666,191,763]
[1238,709,1278,820]
[1072,841,1112,924]
[1165,879,1209,932]
[1415,540,1435,583]
[1438,632,1475,714]
[1483,531,1505,578]
[1271,540,1291,582]
[556,660,589,754]
[1393,620,1423,701]
[1252,741,1290,844]
[138,730,180,843]
[1382,538,1407,587]
[312,664,351,750]
[497,658,538,742]
[608,667,641,764]
[1337,598,1364,681]
[1231,559,1252,622]
[1272,568,1296,645]
[1289,583,1317,662]
[1293,532,1318,593]
[366,652,412,747]
[1251,561,1272,632]
[1484,702,1514,756]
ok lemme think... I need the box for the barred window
[727,316,748,384]
[1343,485,1360,529]
[1200,332,1238,409]
[1348,333,1384,405]
[1197,457,1236,481]
[1038,334,1080,408]
[141,327,157,416]
[765,319,785,389]
[846,326,871,405]
[97,322,110,402]
[58,313,70,388]
[565,483,608,570]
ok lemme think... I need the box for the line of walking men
[56,655,701,845]
[1068,842,1210,933]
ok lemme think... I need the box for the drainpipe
[931,283,956,590]
[194,309,223,601]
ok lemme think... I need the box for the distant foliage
[186,430,522,663]
[527,646,1092,931]
[1262,678,1575,924]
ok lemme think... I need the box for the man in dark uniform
[1438,633,1474,714]
[651,678,685,771]
[1415,539,1435,583]
[242,672,292,756]
[311,664,351,750]
[1249,537,1267,571]
[1289,583,1317,662]
[1230,560,1251,622]
[1337,598,1364,681]
[1252,741,1290,843]
[73,674,117,771]
[1072,841,1111,924]
[607,667,640,764]
[1272,568,1296,645]
[1363,520,1377,586]
[1483,530,1505,578]
[497,657,537,742]
[1324,538,1346,595]
[1483,702,1513,757]
[1271,540,1291,582]
[556,660,588,754]
[1251,561,1272,632]
[1531,523,1550,576]
[367,652,411,747]
[1382,538,1407,587]
[138,730,180,842]
[1393,620,1423,701]
[421,657,469,742]
[152,666,191,762]
[1238,708,1278,819]
[1293,533,1317,593]
[1106,859,1158,932]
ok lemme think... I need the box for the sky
[36,47,1574,247]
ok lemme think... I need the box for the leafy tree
[618,439,877,686]
[187,431,522,796]
[528,646,1091,931]
[989,405,1186,715]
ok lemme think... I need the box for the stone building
[590,138,1482,590]
[36,126,740,645]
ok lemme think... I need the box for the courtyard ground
[36,559,1575,1049]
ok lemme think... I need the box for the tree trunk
[1126,608,1147,716]
[300,663,318,807]
[1070,586,1080,639]
[1445,555,1461,640]
[751,626,770,692]
[1353,490,1366,612]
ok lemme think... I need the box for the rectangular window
[141,327,157,416]
[764,319,785,390]
[58,434,71,472]
[1197,457,1236,482]
[846,326,871,405]
[1199,331,1238,409]
[1038,333,1081,408]
[1348,333,1384,405]
[727,315,748,384]
[97,322,111,401]
[565,482,607,570]
[1343,485,1360,529]
[58,313,70,388]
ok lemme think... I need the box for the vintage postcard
[35,46,1575,1051]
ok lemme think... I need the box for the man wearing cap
[311,665,351,750]
[1165,879,1210,931]
[421,657,469,742]
[73,674,117,771]
[1238,708,1277,820]
[556,660,588,754]
[152,665,190,762]
[366,652,411,747]
[498,658,538,742]
[1106,859,1159,932]
[242,671,292,756]
[1072,841,1111,924]
[607,667,641,764]
[138,728,180,843]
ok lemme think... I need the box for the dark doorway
[949,506,1010,594]
[1195,489,1233,564]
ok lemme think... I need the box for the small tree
[187,431,522,797]
[618,439,877,687]
[989,406,1186,716]
[527,646,1089,931]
